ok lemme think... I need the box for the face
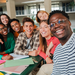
[38,12,48,20]
[49,13,72,40]
[23,22,34,36]
[10,21,21,32]
[39,22,51,39]
[0,24,8,37]
[1,15,9,26]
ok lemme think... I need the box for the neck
[45,35,51,40]
[26,34,33,39]
[60,31,73,45]
[3,36,7,42]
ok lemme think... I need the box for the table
[0,55,43,75]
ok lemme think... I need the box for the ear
[68,21,71,26]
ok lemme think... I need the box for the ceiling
[0,0,73,5]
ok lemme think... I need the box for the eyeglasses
[49,19,67,28]
[0,26,7,31]
[39,25,50,29]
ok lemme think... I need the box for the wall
[68,13,75,31]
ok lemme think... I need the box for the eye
[50,23,55,28]
[58,19,65,24]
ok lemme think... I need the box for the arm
[4,33,15,54]
[46,42,54,57]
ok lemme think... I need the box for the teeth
[42,32,45,34]
[15,28,18,30]
[28,30,31,32]
[56,29,63,33]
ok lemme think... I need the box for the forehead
[38,12,46,15]
[40,22,48,26]
[1,15,7,18]
[49,13,67,23]
[24,22,33,26]
[11,21,18,25]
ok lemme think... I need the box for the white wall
[68,13,75,31]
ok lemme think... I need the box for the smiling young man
[9,18,24,38]
[14,17,39,56]
[48,10,75,75]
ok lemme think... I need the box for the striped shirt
[52,33,75,75]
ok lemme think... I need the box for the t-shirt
[38,36,60,60]
[52,33,75,75]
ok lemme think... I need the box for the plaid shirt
[14,30,39,55]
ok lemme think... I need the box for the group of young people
[0,10,75,75]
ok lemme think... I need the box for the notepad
[4,58,34,67]
[0,64,28,74]
[0,60,6,64]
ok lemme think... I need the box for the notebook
[0,60,6,64]
[0,64,28,74]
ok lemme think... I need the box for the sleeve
[50,37,60,54]
[5,33,15,54]
[30,31,39,51]
[14,33,25,55]
[0,55,3,60]
[22,31,40,55]
[38,46,48,60]
[39,51,48,60]
[52,37,60,45]
[14,31,39,55]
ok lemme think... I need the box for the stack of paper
[10,53,29,60]
[0,64,28,74]
[0,58,34,74]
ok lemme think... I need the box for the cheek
[0,31,3,34]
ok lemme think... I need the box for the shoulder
[19,32,25,37]
[7,32,14,37]
[33,30,39,35]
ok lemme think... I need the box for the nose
[54,23,60,28]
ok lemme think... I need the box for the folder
[4,58,34,67]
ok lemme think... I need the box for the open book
[10,53,29,60]
[0,64,28,74]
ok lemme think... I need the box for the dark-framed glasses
[49,19,67,28]
[0,26,7,31]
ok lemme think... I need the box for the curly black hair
[48,10,69,24]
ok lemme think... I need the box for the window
[51,4,59,11]
[16,6,24,15]
[28,5,40,14]
[0,7,3,14]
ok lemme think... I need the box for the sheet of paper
[4,58,34,67]
[10,53,29,60]
[0,64,28,74]
[0,60,6,64]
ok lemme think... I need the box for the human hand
[0,39,3,44]
[46,57,53,64]
[2,55,13,60]
[28,50,39,56]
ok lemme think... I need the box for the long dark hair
[0,34,5,52]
